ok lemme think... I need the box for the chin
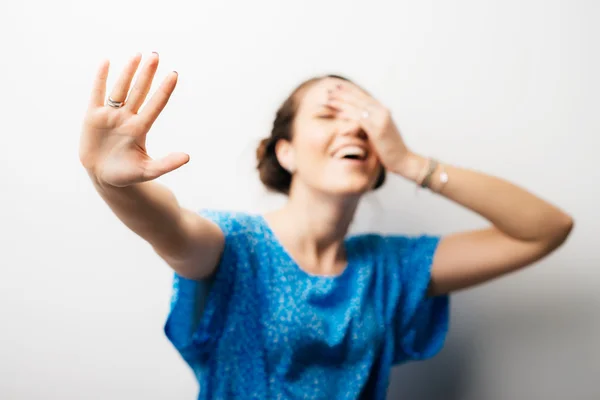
[324,176,376,196]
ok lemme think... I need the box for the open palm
[79,53,188,187]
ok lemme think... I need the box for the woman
[79,52,574,399]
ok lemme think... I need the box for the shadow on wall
[387,321,475,400]
[386,292,600,400]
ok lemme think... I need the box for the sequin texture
[164,210,450,399]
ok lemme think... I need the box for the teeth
[334,146,366,160]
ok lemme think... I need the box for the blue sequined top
[164,210,450,399]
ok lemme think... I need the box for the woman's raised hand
[79,53,188,187]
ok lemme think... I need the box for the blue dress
[164,210,450,399]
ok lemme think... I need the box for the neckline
[256,213,355,281]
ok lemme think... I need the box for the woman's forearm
[89,171,188,255]
[394,153,574,244]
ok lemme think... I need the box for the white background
[1,0,598,399]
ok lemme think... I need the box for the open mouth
[332,145,368,162]
[341,154,365,161]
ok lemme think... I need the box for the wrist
[87,169,112,194]
[87,169,133,197]
[391,151,428,183]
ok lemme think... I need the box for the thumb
[142,152,190,181]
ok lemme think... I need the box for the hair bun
[256,137,271,168]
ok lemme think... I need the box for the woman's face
[276,77,382,197]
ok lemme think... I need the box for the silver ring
[106,97,125,108]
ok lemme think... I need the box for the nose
[338,119,367,140]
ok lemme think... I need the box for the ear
[274,139,296,174]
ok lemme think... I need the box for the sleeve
[385,235,450,364]
[163,209,239,364]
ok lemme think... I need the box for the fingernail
[173,71,178,75]
[152,51,159,56]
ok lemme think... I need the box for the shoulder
[348,232,441,264]
[197,209,261,237]
[196,209,270,263]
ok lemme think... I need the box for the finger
[335,81,373,100]
[329,86,372,110]
[325,98,356,114]
[331,91,387,126]
[126,52,160,113]
[142,152,190,181]
[326,98,368,121]
[88,59,110,109]
[108,53,142,104]
[333,83,386,123]
[138,71,178,126]
[327,98,379,134]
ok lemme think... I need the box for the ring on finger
[361,103,378,119]
[106,96,125,108]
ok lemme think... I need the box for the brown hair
[256,74,386,195]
